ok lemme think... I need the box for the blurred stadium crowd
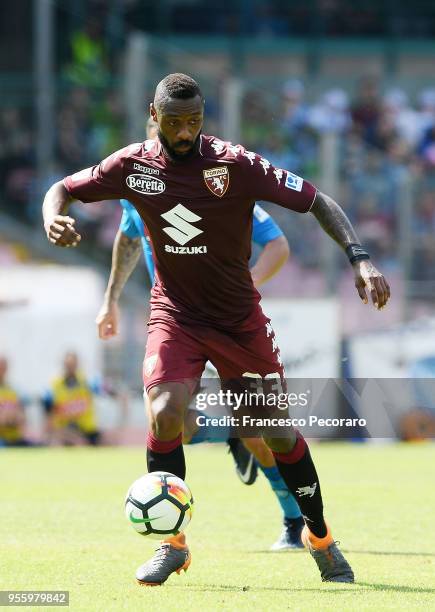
[1,26,435,287]
[1,1,435,292]
[242,76,435,279]
[74,1,435,38]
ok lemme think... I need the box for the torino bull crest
[203,166,229,197]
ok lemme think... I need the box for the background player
[42,351,126,446]
[42,73,390,586]
[42,351,102,446]
[0,356,29,447]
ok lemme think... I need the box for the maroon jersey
[64,135,317,331]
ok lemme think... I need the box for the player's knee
[150,402,184,438]
[263,430,297,454]
[147,385,186,439]
[152,408,182,439]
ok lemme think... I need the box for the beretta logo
[126,173,166,195]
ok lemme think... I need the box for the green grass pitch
[1,443,434,611]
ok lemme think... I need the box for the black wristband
[345,243,370,265]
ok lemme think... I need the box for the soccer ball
[125,471,194,539]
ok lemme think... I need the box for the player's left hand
[353,260,390,310]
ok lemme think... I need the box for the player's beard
[158,130,202,161]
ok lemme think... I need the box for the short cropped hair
[154,73,204,110]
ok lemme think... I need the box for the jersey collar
[144,138,162,159]
[152,135,205,162]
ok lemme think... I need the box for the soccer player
[42,73,390,586]
[96,198,304,550]
[0,356,28,447]
[42,351,106,446]
[97,118,303,550]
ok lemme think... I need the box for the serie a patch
[285,171,303,192]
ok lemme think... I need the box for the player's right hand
[44,215,81,247]
[96,301,120,339]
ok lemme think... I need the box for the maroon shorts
[143,318,285,394]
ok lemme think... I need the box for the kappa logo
[133,162,159,175]
[229,144,241,156]
[296,482,317,498]
[244,151,256,165]
[203,166,229,197]
[126,173,165,195]
[273,168,284,184]
[161,203,204,245]
[259,157,271,175]
[211,140,225,155]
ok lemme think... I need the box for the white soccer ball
[125,471,194,539]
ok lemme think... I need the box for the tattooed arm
[104,229,142,303]
[96,229,142,339]
[310,191,359,246]
[310,191,390,309]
